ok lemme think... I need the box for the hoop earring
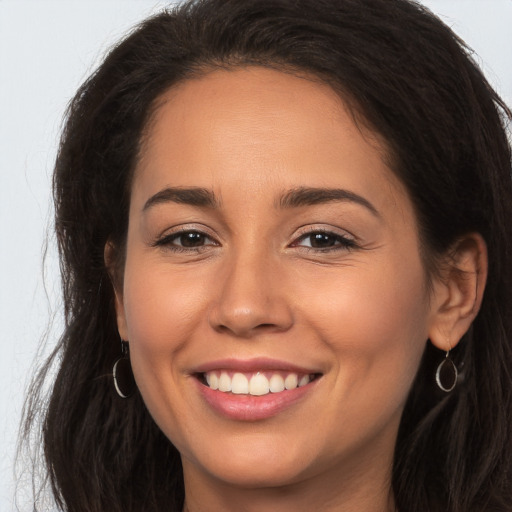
[435,348,458,392]
[113,340,136,398]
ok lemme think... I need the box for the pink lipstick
[193,358,321,421]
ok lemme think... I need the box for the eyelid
[291,224,356,242]
[150,223,358,253]
[151,224,220,249]
[289,224,359,251]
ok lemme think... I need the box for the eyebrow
[142,185,379,218]
[143,187,220,211]
[278,187,380,217]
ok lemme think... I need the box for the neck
[183,481,395,512]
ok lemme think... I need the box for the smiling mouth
[198,370,321,396]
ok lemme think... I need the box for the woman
[24,0,512,510]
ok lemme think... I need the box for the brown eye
[295,231,355,250]
[178,232,207,247]
[308,233,338,248]
[154,230,217,251]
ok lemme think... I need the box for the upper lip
[192,357,322,375]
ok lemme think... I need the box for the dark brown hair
[24,1,512,511]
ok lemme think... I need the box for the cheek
[300,255,430,410]
[123,261,206,351]
[120,256,208,414]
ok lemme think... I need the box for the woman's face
[116,67,437,492]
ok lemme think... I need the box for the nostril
[213,321,290,337]
[207,296,294,337]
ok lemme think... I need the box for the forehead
[134,67,406,215]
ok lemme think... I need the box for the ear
[104,241,129,341]
[428,233,488,351]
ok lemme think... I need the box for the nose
[208,249,294,338]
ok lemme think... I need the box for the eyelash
[291,229,357,252]
[152,228,218,253]
[152,227,358,254]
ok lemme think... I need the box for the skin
[112,67,486,511]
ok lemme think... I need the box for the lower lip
[197,378,318,421]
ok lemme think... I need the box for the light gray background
[1,1,511,510]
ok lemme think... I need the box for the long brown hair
[24,1,512,510]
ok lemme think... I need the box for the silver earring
[435,348,458,392]
[113,340,136,398]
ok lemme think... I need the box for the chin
[183,433,318,488]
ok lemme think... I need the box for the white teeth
[269,374,285,393]
[206,372,219,390]
[218,371,232,392]
[249,373,270,396]
[204,371,314,395]
[231,373,249,394]
[299,375,310,387]
[284,373,298,390]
